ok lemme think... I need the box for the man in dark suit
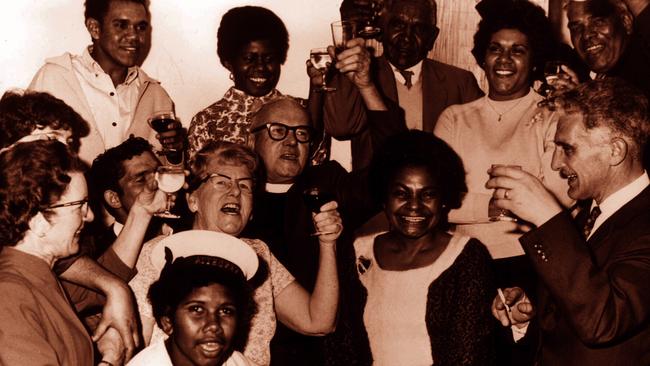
[488,78,650,365]
[324,0,483,170]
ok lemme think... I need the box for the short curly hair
[84,0,149,22]
[0,140,85,248]
[0,90,90,153]
[188,140,259,193]
[148,257,257,352]
[368,130,467,226]
[216,6,289,68]
[555,78,650,161]
[472,0,555,83]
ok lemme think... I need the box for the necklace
[485,96,526,122]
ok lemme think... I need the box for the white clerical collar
[265,182,294,193]
[391,60,423,86]
[589,171,649,238]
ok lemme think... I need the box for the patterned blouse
[129,235,295,366]
[188,87,283,157]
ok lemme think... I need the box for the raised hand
[312,200,343,244]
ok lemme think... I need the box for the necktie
[583,206,601,239]
[398,69,414,89]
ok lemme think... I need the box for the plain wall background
[0,0,549,126]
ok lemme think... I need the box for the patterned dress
[188,87,282,157]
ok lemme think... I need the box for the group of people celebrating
[0,0,649,365]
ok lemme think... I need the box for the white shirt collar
[391,60,423,86]
[81,46,139,85]
[588,171,649,238]
[113,221,124,237]
[265,182,293,193]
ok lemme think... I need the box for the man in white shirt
[29,0,180,165]
[489,78,650,365]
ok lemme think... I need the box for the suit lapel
[377,57,398,103]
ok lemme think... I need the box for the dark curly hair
[217,6,289,68]
[84,0,149,21]
[472,0,556,83]
[368,130,467,227]
[0,90,90,154]
[0,140,85,248]
[555,78,650,161]
[148,255,257,353]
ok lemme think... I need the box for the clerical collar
[265,182,293,193]
[391,60,423,86]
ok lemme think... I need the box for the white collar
[588,171,649,238]
[391,60,423,86]
[265,182,293,193]
[80,46,139,85]
[113,222,124,237]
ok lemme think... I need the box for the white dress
[355,232,471,366]
[127,339,253,366]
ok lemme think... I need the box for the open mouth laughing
[220,203,241,215]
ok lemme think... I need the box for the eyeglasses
[48,199,88,210]
[250,122,314,143]
[200,173,254,194]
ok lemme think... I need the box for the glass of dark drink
[303,187,336,236]
[310,47,336,92]
[148,111,183,165]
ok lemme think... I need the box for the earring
[229,73,234,81]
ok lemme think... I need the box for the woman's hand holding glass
[311,201,343,243]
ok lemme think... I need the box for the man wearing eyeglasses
[243,95,398,365]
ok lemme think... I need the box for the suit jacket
[519,186,650,365]
[29,52,175,165]
[323,56,483,170]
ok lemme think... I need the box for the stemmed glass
[148,111,183,165]
[537,61,567,108]
[154,165,185,218]
[310,47,335,92]
[356,1,382,40]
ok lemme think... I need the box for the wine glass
[310,47,335,92]
[148,111,183,165]
[331,20,355,55]
[303,187,336,236]
[488,164,522,222]
[154,165,185,219]
[537,61,567,108]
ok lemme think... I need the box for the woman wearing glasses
[0,140,99,364]
[129,140,342,366]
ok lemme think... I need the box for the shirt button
[110,92,115,96]
[112,122,117,127]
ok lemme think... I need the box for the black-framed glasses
[200,173,255,194]
[48,198,88,210]
[250,122,313,143]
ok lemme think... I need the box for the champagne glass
[310,47,335,92]
[155,165,185,219]
[148,111,183,165]
[331,20,355,55]
[303,187,336,236]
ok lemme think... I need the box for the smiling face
[551,111,614,203]
[189,162,254,236]
[567,1,629,74]
[384,165,441,239]
[112,150,159,215]
[163,283,237,366]
[253,100,310,184]
[88,0,151,75]
[485,28,532,101]
[382,0,438,70]
[226,40,282,97]
[44,173,94,259]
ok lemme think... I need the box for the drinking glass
[537,61,567,108]
[488,164,522,222]
[310,47,336,92]
[154,165,185,218]
[303,187,336,236]
[148,111,183,165]
[331,20,355,55]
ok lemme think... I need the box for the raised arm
[274,201,342,335]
